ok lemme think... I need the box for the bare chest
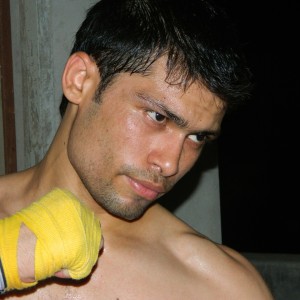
[3,247,200,300]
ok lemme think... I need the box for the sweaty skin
[0,55,273,299]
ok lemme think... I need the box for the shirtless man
[0,0,273,298]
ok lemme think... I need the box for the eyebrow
[136,92,220,138]
[137,92,188,128]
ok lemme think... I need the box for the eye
[147,111,166,123]
[188,133,208,144]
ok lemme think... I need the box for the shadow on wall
[159,142,218,212]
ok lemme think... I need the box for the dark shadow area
[159,142,218,212]
[217,0,300,253]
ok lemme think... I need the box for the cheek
[67,113,106,173]
[67,123,91,174]
[67,129,114,188]
[115,115,148,164]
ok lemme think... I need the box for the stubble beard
[83,165,174,221]
[92,181,152,220]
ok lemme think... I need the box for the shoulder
[0,171,34,218]
[171,229,273,299]
[152,206,273,299]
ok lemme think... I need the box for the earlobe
[62,52,99,104]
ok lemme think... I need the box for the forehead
[145,56,225,110]
[103,56,226,130]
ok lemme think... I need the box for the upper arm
[176,233,274,299]
[209,243,274,299]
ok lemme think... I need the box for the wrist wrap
[0,188,101,292]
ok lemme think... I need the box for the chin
[104,199,150,221]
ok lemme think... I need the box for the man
[0,0,273,298]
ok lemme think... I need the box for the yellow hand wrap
[0,188,101,292]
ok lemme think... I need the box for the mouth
[127,176,165,201]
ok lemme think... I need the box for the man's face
[67,57,226,220]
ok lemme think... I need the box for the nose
[147,134,184,177]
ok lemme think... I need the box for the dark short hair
[60,0,252,116]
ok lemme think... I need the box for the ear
[62,52,99,104]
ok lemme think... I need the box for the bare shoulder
[173,229,273,299]
[154,206,274,299]
[0,170,33,218]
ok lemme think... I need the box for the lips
[127,177,165,201]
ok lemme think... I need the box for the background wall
[9,0,222,243]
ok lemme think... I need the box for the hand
[18,223,104,282]
[0,188,102,292]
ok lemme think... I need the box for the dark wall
[217,1,300,253]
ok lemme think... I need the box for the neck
[21,104,83,199]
